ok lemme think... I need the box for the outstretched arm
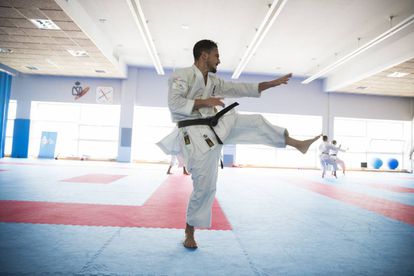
[191,73,292,110]
[258,73,292,93]
[193,97,225,110]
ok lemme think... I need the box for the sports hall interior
[0,0,413,275]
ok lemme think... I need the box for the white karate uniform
[319,141,338,177]
[330,145,345,172]
[158,65,286,228]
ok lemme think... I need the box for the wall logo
[72,81,90,100]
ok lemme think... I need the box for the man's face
[206,47,220,73]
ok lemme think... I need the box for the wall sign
[96,86,113,103]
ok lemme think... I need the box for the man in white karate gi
[158,39,320,249]
[319,135,338,178]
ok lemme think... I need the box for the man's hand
[194,97,225,110]
[258,73,293,93]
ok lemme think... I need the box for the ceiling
[0,0,413,97]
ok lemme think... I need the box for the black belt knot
[210,117,218,127]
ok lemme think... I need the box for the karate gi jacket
[158,65,260,162]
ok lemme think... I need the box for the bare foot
[296,135,321,154]
[183,224,198,249]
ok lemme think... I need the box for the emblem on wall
[96,86,114,103]
[72,81,90,100]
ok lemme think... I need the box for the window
[29,101,120,159]
[235,112,323,168]
[132,106,175,162]
[334,117,411,170]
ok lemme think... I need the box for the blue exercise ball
[387,158,399,170]
[371,158,383,169]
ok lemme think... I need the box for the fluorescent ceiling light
[126,0,164,75]
[29,19,61,30]
[67,49,89,57]
[302,14,414,84]
[25,65,39,70]
[387,72,409,78]
[0,48,13,54]
[46,59,62,69]
[232,0,288,79]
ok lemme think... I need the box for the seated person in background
[167,154,190,175]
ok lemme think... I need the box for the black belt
[177,102,239,144]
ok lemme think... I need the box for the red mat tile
[62,174,127,184]
[0,175,232,230]
[286,178,414,226]
[363,183,414,193]
[0,161,53,166]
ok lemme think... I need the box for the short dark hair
[322,135,328,141]
[332,140,337,145]
[193,39,217,61]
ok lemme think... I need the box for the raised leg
[285,131,321,154]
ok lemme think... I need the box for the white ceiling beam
[303,14,414,85]
[0,63,18,76]
[126,0,164,75]
[54,0,126,77]
[231,0,288,79]
[324,24,414,92]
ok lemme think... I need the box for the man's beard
[209,64,217,73]
[207,63,217,73]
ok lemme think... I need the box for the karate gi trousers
[184,113,286,228]
[320,153,337,177]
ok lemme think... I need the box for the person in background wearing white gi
[319,135,338,178]
[167,154,190,175]
[330,140,346,175]
[158,39,321,249]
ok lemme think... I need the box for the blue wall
[0,72,12,158]
[11,67,413,122]
[132,67,412,120]
[8,66,414,165]
[11,119,30,158]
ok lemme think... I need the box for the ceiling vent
[29,19,61,30]
[387,72,409,78]
[0,48,13,54]
[67,50,89,57]
[95,69,106,73]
